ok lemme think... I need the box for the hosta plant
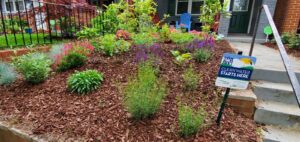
[0,62,17,85]
[171,50,192,65]
[13,53,52,84]
[67,70,104,95]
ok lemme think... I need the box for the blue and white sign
[215,53,257,89]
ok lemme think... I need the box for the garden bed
[0,40,259,141]
[263,42,300,58]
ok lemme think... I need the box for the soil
[263,42,300,58]
[0,40,259,142]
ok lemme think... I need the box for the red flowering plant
[116,30,131,40]
[51,41,94,68]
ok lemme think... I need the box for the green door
[229,0,253,33]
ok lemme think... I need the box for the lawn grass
[0,33,64,49]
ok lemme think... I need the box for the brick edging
[0,46,51,62]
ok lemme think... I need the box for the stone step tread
[252,81,293,92]
[263,125,300,142]
[257,100,300,117]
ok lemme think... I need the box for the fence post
[16,2,25,46]
[45,4,52,43]
[31,1,40,44]
[24,1,33,45]
[7,0,18,45]
[0,2,9,47]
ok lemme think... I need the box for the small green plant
[169,32,194,46]
[99,34,116,56]
[281,32,291,44]
[13,53,52,84]
[288,35,300,49]
[124,61,166,120]
[194,48,212,63]
[159,24,171,42]
[67,70,104,94]
[0,62,17,85]
[178,105,206,137]
[76,27,99,39]
[57,53,87,72]
[98,34,131,56]
[132,33,156,47]
[171,50,192,64]
[183,66,199,91]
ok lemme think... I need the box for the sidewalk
[228,42,300,73]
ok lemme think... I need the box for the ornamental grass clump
[178,105,206,137]
[67,70,104,95]
[194,48,212,63]
[124,62,166,120]
[183,66,199,91]
[13,53,52,84]
[0,62,17,85]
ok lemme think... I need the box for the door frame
[228,0,255,34]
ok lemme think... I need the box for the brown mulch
[263,42,300,58]
[0,40,259,142]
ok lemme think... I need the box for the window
[232,0,249,11]
[5,0,25,13]
[176,0,204,15]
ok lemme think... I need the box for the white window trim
[175,0,203,16]
[232,0,250,12]
[4,0,25,13]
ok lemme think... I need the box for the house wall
[274,0,300,33]
[219,0,277,42]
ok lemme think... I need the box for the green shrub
[57,52,87,72]
[98,34,132,56]
[288,35,300,49]
[13,53,52,84]
[0,62,17,85]
[76,27,99,39]
[178,105,205,137]
[115,39,131,53]
[183,66,199,91]
[169,32,194,46]
[132,33,155,47]
[194,49,212,63]
[124,62,166,120]
[281,32,291,44]
[159,24,171,42]
[67,70,104,94]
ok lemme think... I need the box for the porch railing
[250,5,300,108]
[0,0,105,49]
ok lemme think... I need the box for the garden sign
[215,53,256,126]
[215,53,257,89]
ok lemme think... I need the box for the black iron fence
[0,0,105,49]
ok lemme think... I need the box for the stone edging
[0,47,51,62]
[0,121,46,142]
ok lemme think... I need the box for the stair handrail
[249,5,300,108]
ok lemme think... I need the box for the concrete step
[252,69,300,84]
[254,100,300,127]
[263,125,300,142]
[252,81,298,105]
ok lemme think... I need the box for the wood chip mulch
[0,40,259,142]
[263,42,300,58]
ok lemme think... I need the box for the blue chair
[176,13,192,32]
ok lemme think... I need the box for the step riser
[252,69,300,84]
[253,87,298,106]
[254,108,300,127]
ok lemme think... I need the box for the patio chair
[176,13,192,32]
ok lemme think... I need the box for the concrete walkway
[228,42,300,73]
